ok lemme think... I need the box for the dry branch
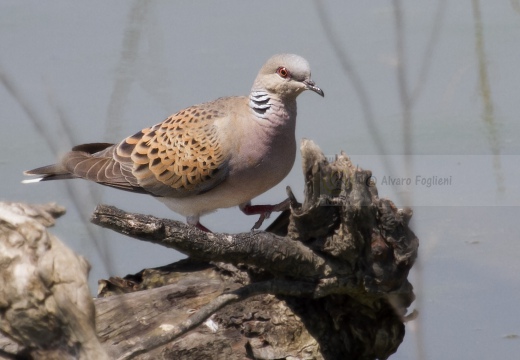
[91,205,335,280]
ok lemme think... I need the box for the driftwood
[92,139,418,359]
[0,202,109,360]
[0,140,418,359]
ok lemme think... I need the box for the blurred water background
[1,1,519,358]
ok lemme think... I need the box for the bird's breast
[225,113,297,200]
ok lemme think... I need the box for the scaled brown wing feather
[113,105,231,197]
[26,105,231,197]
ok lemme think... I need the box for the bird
[23,53,324,232]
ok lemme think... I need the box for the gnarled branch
[91,205,338,279]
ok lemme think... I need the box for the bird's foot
[187,215,212,233]
[195,222,212,233]
[240,198,291,230]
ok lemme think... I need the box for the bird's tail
[22,164,76,183]
[22,142,115,184]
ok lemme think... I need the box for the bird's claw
[251,211,272,231]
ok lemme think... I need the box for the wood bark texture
[92,140,419,360]
[0,140,419,360]
[0,202,109,360]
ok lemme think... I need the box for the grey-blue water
[1,1,519,358]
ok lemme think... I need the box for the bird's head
[252,54,324,100]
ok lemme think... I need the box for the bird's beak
[303,79,324,97]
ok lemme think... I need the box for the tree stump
[90,139,419,360]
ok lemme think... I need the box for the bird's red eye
[277,67,290,78]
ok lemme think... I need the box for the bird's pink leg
[195,222,212,233]
[240,198,291,230]
[187,215,212,233]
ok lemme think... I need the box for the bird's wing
[108,103,231,197]
[25,101,234,197]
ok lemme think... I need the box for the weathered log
[0,140,418,359]
[0,202,109,360]
[91,139,418,359]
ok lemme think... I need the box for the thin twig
[471,0,504,193]
[0,67,112,274]
[313,0,388,158]
[410,0,447,104]
[105,0,152,140]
